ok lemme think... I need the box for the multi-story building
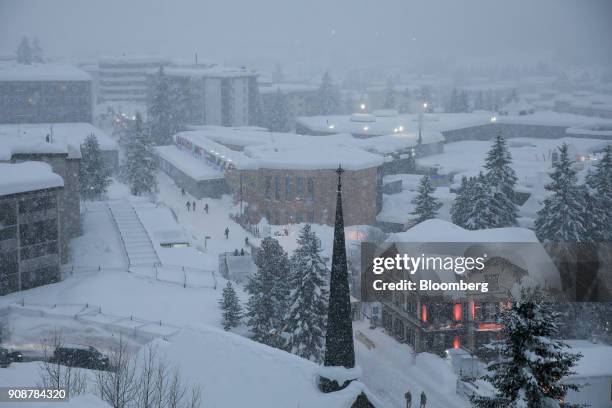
[1,135,82,263]
[0,161,64,295]
[148,65,258,127]
[159,127,384,226]
[259,83,319,128]
[0,63,92,124]
[98,56,171,103]
[376,220,561,355]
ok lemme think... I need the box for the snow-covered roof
[259,83,318,95]
[0,123,118,159]
[155,145,224,181]
[164,65,256,79]
[357,130,445,154]
[385,219,561,290]
[0,161,63,196]
[565,340,612,378]
[0,136,68,161]
[175,128,385,171]
[297,111,612,137]
[99,55,172,65]
[0,63,91,81]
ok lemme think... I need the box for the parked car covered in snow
[52,344,109,370]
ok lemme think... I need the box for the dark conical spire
[321,165,355,387]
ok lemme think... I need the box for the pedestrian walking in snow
[245,237,249,246]
[420,391,426,408]
[404,391,412,408]
[192,201,196,211]
[240,248,245,256]
[181,187,185,196]
[204,203,209,214]
[186,201,191,212]
[224,227,229,239]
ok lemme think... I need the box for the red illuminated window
[421,304,427,323]
[453,336,460,349]
[453,303,462,322]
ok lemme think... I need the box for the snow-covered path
[107,199,160,266]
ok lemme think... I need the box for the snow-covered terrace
[0,161,63,196]
[0,123,118,159]
[0,62,91,81]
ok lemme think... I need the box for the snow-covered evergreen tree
[458,90,470,113]
[219,281,242,331]
[124,113,158,196]
[147,66,177,145]
[447,88,459,113]
[464,172,495,230]
[316,72,341,115]
[31,37,43,63]
[285,224,329,363]
[586,144,612,241]
[472,287,583,408]
[451,175,474,227]
[263,88,291,132]
[484,133,519,227]
[246,237,290,348]
[80,134,111,200]
[474,91,485,111]
[16,36,32,64]
[411,175,442,224]
[382,81,396,109]
[535,144,589,244]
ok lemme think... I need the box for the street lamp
[360,103,366,111]
[490,116,497,123]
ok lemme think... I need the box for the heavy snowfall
[0,1,611,407]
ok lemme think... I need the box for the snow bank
[154,328,380,408]
[0,161,63,196]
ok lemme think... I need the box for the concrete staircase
[108,200,160,267]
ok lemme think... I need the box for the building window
[307,178,315,201]
[274,176,281,201]
[285,176,292,201]
[295,177,303,199]
[264,176,272,199]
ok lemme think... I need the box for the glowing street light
[360,103,366,111]
[328,124,335,129]
[363,126,369,131]
[423,102,428,109]
[490,116,497,123]
[398,125,404,132]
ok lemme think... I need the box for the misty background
[1,0,611,75]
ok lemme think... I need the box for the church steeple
[320,165,356,392]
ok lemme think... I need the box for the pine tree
[263,88,291,132]
[382,80,396,109]
[484,133,519,227]
[80,134,111,200]
[586,144,612,241]
[451,175,474,227]
[219,281,242,330]
[535,144,589,244]
[147,66,177,145]
[285,225,329,363]
[31,37,43,63]
[474,91,485,111]
[124,113,158,196]
[246,237,290,348]
[458,90,470,113]
[16,36,32,64]
[317,72,341,115]
[464,172,495,230]
[472,288,583,408]
[448,88,459,113]
[411,175,442,224]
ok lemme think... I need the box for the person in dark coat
[420,391,426,408]
[204,203,209,214]
[224,227,229,239]
[404,391,412,408]
[192,201,196,211]
[186,201,191,212]
[181,187,185,196]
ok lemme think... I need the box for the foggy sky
[1,0,611,71]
